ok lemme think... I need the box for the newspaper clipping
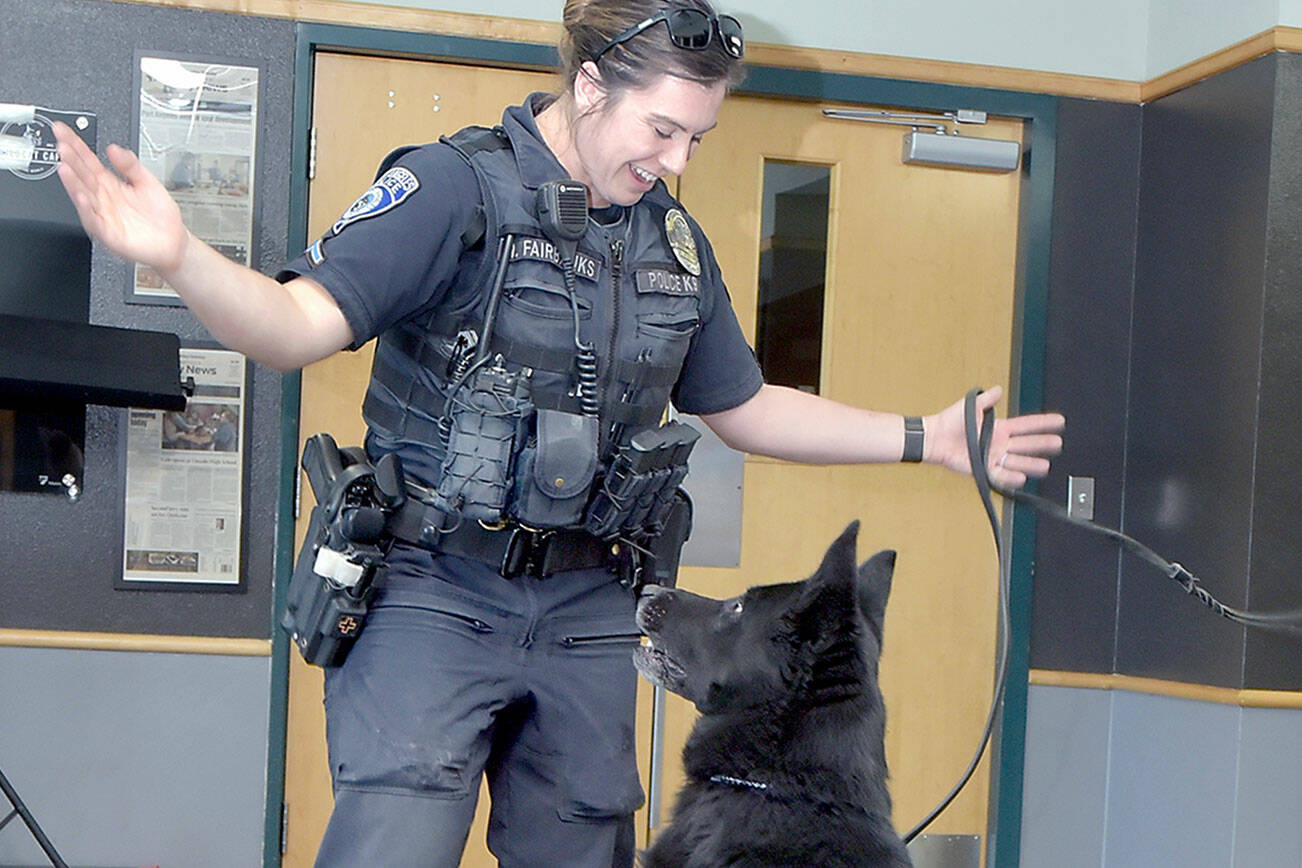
[134,57,258,300]
[122,348,246,587]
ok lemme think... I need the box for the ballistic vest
[359,124,706,512]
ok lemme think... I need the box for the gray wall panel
[1031,96,1140,675]
[1244,51,1302,690]
[1033,51,1301,693]
[1232,707,1302,868]
[1020,685,1111,867]
[1118,55,1278,688]
[0,645,270,867]
[1106,692,1240,865]
[1023,684,1302,868]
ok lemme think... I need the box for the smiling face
[557,66,727,208]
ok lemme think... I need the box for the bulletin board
[0,0,296,639]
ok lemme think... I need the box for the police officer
[53,0,1064,864]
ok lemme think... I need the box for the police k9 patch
[332,167,420,235]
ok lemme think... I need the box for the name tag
[511,237,601,282]
[636,269,700,296]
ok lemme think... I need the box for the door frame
[267,21,1057,867]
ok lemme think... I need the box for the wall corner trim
[1141,26,1302,102]
[1029,669,1302,709]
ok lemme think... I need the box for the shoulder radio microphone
[536,179,590,258]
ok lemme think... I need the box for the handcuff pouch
[511,408,599,529]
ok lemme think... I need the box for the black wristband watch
[901,416,924,463]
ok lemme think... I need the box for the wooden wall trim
[1030,668,1302,710]
[741,44,1142,102]
[0,628,273,657]
[1142,26,1302,101]
[111,0,1299,103]
[120,0,561,48]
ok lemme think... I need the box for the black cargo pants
[314,542,644,867]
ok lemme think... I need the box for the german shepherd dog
[635,521,912,867]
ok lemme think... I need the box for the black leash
[972,389,1302,632]
[904,388,1302,845]
[902,389,1010,843]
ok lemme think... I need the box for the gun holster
[281,433,405,667]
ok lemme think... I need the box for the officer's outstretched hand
[53,121,190,277]
[924,385,1065,490]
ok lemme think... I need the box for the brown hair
[556,0,745,97]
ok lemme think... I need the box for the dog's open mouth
[633,638,687,690]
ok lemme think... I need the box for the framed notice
[118,347,248,590]
[129,54,260,304]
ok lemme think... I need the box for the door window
[756,161,830,394]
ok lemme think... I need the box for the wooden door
[660,96,1025,846]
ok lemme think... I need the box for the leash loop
[905,389,1008,844]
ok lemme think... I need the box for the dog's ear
[857,549,896,643]
[794,521,860,638]
[807,520,859,588]
[788,523,872,700]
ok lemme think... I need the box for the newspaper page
[122,348,246,587]
[133,57,258,300]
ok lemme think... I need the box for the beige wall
[290,0,1298,80]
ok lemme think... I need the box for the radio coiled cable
[561,256,600,417]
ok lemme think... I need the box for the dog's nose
[635,586,671,631]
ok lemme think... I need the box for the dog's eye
[728,599,744,617]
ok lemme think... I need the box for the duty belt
[388,495,619,579]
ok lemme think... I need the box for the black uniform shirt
[279,95,764,418]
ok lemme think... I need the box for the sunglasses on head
[592,7,745,64]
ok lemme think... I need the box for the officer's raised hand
[51,121,354,371]
[52,121,189,278]
[922,385,1064,490]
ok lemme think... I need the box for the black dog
[635,521,912,868]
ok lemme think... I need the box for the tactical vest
[359,124,705,529]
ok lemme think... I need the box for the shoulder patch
[332,167,420,235]
[305,238,326,267]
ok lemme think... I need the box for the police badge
[664,208,701,276]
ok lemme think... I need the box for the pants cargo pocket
[323,590,504,800]
[558,745,645,823]
[326,677,477,799]
[548,616,645,823]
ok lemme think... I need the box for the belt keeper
[901,415,925,463]
[501,527,570,579]
[500,526,535,578]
